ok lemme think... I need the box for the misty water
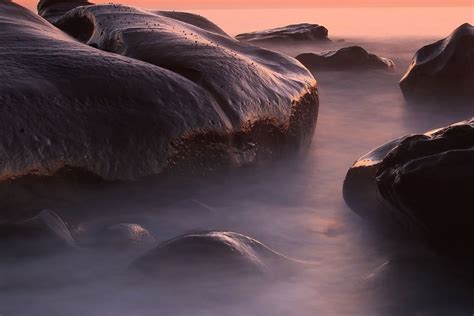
[2,7,474,316]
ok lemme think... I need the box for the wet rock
[399,23,474,102]
[296,46,395,72]
[0,209,76,257]
[236,23,330,44]
[38,0,93,24]
[130,231,291,279]
[344,119,474,257]
[0,1,318,212]
[95,223,156,250]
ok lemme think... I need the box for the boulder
[236,23,329,44]
[399,23,474,101]
[95,223,156,250]
[0,1,318,212]
[130,231,291,278]
[296,46,395,72]
[344,119,474,257]
[0,209,76,257]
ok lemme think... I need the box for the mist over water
[1,7,474,316]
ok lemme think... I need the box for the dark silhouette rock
[344,118,474,257]
[0,209,76,257]
[0,0,318,214]
[130,231,294,279]
[399,23,474,102]
[296,46,395,72]
[236,23,329,44]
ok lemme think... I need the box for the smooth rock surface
[344,119,474,257]
[399,23,474,101]
[0,0,318,209]
[236,23,329,44]
[296,46,395,72]
[131,231,293,278]
[0,209,76,257]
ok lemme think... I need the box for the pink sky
[19,0,474,10]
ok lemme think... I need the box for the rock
[95,223,156,250]
[0,209,76,257]
[0,1,318,211]
[38,0,93,24]
[130,231,290,278]
[399,23,474,102]
[236,23,330,44]
[296,46,395,72]
[344,119,474,257]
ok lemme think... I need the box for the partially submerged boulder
[236,23,330,44]
[95,223,157,250]
[344,119,474,257]
[296,46,395,72]
[0,209,76,257]
[130,231,292,279]
[0,1,318,212]
[399,23,474,102]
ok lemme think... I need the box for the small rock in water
[296,46,395,72]
[236,23,330,44]
[0,209,76,258]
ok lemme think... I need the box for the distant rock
[0,1,319,213]
[399,23,474,102]
[296,46,395,72]
[344,119,474,257]
[236,23,330,44]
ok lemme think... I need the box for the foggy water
[2,7,474,316]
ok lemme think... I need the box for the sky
[19,0,474,10]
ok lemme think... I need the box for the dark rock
[399,23,474,102]
[296,46,395,72]
[236,23,330,44]
[38,0,93,24]
[0,209,76,257]
[344,119,474,257]
[0,1,318,212]
[130,231,291,279]
[95,223,156,250]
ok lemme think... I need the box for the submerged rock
[0,1,318,211]
[296,46,395,72]
[131,231,293,278]
[95,223,156,250]
[236,23,330,44]
[344,119,474,257]
[399,23,474,102]
[0,209,76,257]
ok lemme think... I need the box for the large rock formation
[399,23,474,102]
[0,1,318,214]
[344,119,474,257]
[296,46,395,72]
[236,23,330,44]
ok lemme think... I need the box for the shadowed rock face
[236,23,329,44]
[37,0,93,24]
[130,231,291,278]
[296,46,395,72]
[0,209,76,257]
[0,1,318,214]
[399,23,474,102]
[344,119,474,257]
